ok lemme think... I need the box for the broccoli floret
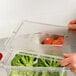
[33,72,39,76]
[23,71,27,76]
[50,59,61,67]
[42,71,49,76]
[11,54,24,66]
[10,70,24,76]
[10,70,20,76]
[11,54,35,67]
[49,72,60,76]
[38,58,49,67]
[20,55,27,66]
[25,56,34,67]
[19,71,24,76]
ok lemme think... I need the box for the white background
[0,0,76,38]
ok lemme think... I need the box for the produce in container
[41,34,64,45]
[10,52,66,76]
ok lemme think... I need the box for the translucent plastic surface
[0,50,75,76]
[0,20,75,76]
[0,66,68,76]
[1,50,67,76]
[0,38,8,51]
[5,20,71,57]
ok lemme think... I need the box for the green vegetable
[24,71,34,76]
[10,70,23,76]
[11,54,24,66]
[42,71,49,76]
[50,72,59,76]
[38,58,49,67]
[10,53,66,76]
[11,54,35,66]
[26,56,34,67]
[20,55,27,66]
[33,72,39,76]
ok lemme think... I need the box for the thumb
[68,24,76,30]
[63,53,73,58]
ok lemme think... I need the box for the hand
[60,53,76,73]
[68,19,76,32]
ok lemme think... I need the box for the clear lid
[0,20,74,76]
[4,20,71,57]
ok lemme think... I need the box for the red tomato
[58,37,64,41]
[0,53,3,60]
[43,38,54,44]
[52,40,63,45]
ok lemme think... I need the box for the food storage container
[5,20,72,56]
[0,50,75,76]
[0,50,74,76]
[0,20,75,76]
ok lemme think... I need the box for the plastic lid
[4,20,70,56]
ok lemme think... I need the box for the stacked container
[0,20,75,76]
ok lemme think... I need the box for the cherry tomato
[52,40,63,45]
[43,38,54,44]
[58,37,64,41]
[0,53,3,60]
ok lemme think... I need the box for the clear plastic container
[5,20,71,56]
[0,65,72,76]
[0,20,74,76]
[0,50,75,76]
[0,51,68,76]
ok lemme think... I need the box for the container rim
[3,65,67,71]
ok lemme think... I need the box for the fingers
[60,60,76,73]
[61,53,76,73]
[66,64,72,69]
[63,53,75,58]
[69,24,76,30]
[60,58,70,66]
[70,68,76,73]
[63,54,71,58]
[69,64,76,73]
[68,19,76,31]
[65,64,76,73]
[69,19,76,24]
